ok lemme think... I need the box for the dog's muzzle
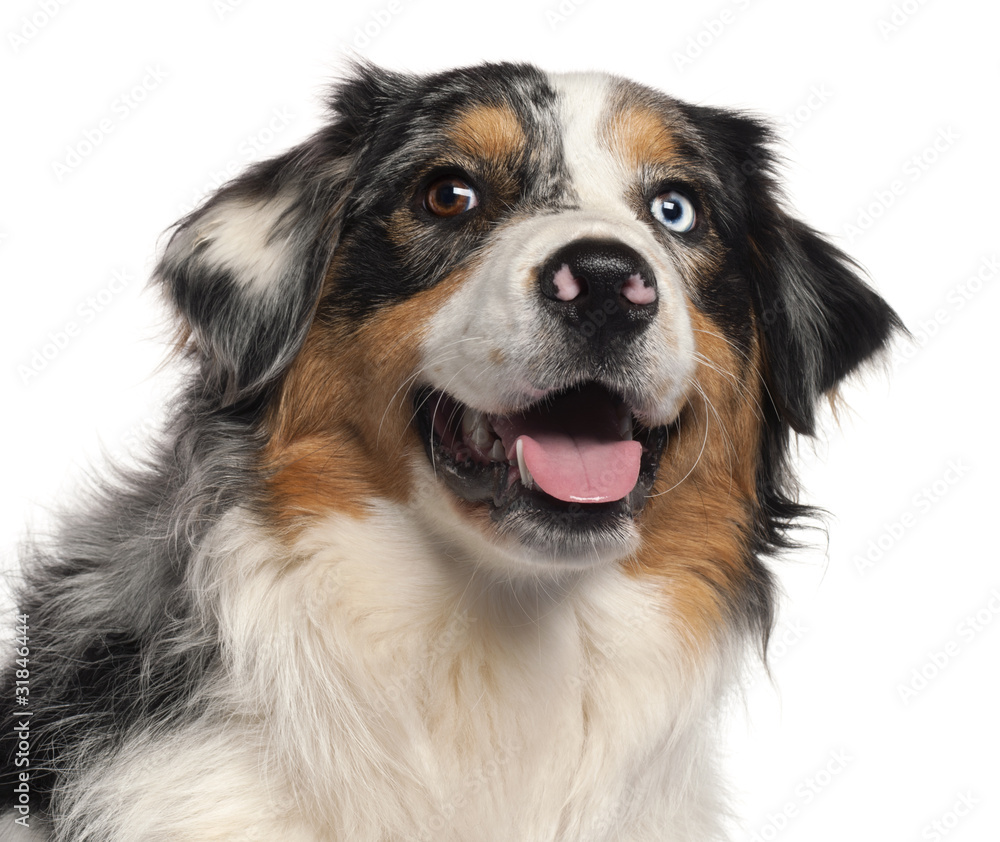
[414,237,675,560]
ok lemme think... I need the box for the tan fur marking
[630,305,763,649]
[263,269,469,529]
[604,104,680,171]
[446,104,527,163]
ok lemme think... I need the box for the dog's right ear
[677,103,902,435]
[155,63,409,407]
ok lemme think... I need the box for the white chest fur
[57,506,734,841]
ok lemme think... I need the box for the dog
[1,62,899,840]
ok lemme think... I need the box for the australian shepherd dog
[1,62,899,840]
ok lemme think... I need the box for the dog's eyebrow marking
[445,104,527,162]
[603,103,680,171]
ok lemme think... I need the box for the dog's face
[159,63,897,585]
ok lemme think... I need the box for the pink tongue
[517,435,642,503]
[491,388,642,504]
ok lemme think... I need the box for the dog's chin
[413,382,670,570]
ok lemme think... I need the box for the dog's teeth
[490,440,506,462]
[461,408,494,450]
[515,438,534,490]
[460,407,481,437]
[617,405,633,440]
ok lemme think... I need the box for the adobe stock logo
[842,127,959,244]
[545,0,590,30]
[344,1,405,55]
[921,793,978,841]
[213,0,249,20]
[748,750,852,842]
[671,0,755,72]
[177,107,295,216]
[51,66,169,181]
[853,459,970,575]
[17,269,134,385]
[877,0,933,40]
[891,255,999,371]
[779,85,833,136]
[896,590,1000,706]
[6,0,72,54]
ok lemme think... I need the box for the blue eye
[650,190,697,233]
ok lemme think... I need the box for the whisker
[694,381,738,506]
[402,357,497,462]
[690,326,752,366]
[690,347,766,423]
[375,334,491,447]
[649,382,710,498]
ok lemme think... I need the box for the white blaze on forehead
[547,72,634,216]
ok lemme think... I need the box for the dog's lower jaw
[408,456,645,574]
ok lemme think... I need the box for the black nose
[538,238,658,340]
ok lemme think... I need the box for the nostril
[552,264,585,302]
[621,272,656,306]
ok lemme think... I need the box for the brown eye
[424,176,479,217]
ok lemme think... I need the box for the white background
[1,0,998,839]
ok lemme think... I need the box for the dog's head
[158,63,898,594]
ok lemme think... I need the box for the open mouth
[414,382,669,556]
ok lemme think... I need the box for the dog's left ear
[155,155,346,407]
[155,63,411,407]
[681,104,904,434]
